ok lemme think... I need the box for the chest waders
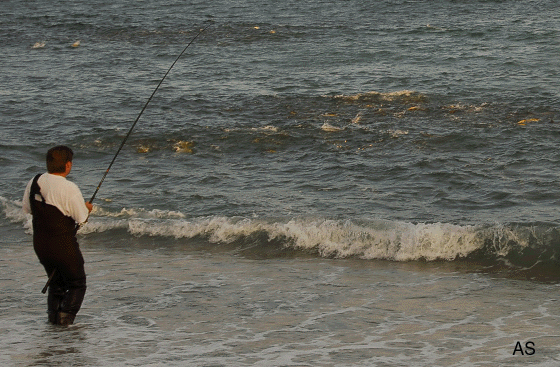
[30,174,87,325]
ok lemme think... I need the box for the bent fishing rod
[89,26,207,205]
[42,27,207,294]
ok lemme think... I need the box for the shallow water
[2,239,560,366]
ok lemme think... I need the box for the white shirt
[22,173,89,224]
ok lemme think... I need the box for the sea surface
[2,0,560,365]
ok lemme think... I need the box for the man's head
[46,146,74,174]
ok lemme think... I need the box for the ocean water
[2,0,560,365]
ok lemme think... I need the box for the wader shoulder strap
[30,174,45,214]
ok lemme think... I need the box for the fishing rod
[41,27,207,294]
[89,26,207,204]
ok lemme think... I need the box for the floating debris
[32,42,46,49]
[173,140,195,153]
[517,118,539,125]
[137,145,150,153]
[351,112,363,124]
[321,123,344,132]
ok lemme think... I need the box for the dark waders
[30,174,87,325]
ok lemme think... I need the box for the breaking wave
[4,196,560,279]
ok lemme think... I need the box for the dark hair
[46,146,74,173]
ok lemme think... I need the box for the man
[22,146,93,325]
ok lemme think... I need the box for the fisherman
[22,146,93,325]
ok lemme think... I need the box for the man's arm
[22,179,32,214]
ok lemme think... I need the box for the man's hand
[85,201,93,213]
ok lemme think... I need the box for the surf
[5,195,559,279]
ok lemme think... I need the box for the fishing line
[89,26,207,204]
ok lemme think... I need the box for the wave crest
[3,197,559,273]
